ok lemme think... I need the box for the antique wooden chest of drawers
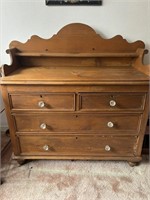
[0,23,149,166]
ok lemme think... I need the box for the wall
[0,0,150,128]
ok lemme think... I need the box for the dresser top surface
[1,65,149,85]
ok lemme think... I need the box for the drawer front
[79,93,146,111]
[10,93,75,111]
[18,135,136,156]
[14,113,141,133]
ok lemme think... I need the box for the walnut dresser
[0,23,149,166]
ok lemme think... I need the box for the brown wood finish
[18,135,137,157]
[1,66,149,84]
[14,113,141,133]
[10,93,75,111]
[0,23,149,166]
[78,93,146,111]
[15,113,141,134]
[7,85,149,93]
[1,85,20,156]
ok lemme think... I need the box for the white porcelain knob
[40,123,47,129]
[105,145,111,151]
[38,101,45,108]
[109,100,116,107]
[43,145,49,151]
[107,121,114,128]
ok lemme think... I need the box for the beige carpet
[0,156,150,200]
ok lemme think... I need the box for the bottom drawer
[18,135,137,157]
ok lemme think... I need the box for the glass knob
[105,145,111,151]
[40,123,47,129]
[109,100,116,107]
[107,121,114,128]
[38,101,45,108]
[43,145,49,151]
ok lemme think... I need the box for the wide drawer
[10,93,75,111]
[14,113,141,134]
[18,135,137,156]
[78,93,146,111]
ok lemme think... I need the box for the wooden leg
[1,178,4,185]
[16,159,26,166]
[128,161,139,167]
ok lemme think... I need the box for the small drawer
[18,135,137,157]
[78,93,146,111]
[10,93,75,111]
[14,113,141,134]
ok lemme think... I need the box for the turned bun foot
[16,159,26,166]
[128,161,139,167]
